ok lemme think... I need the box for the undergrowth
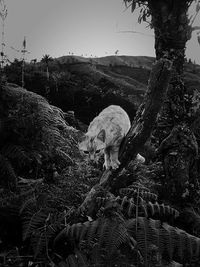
[1,83,200,267]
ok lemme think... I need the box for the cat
[79,105,145,169]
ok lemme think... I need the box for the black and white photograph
[0,0,200,266]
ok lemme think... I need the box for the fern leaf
[140,191,158,202]
[55,217,130,262]
[85,219,99,244]
[90,243,105,265]
[109,220,129,254]
[37,104,52,129]
[1,144,30,165]
[120,187,158,202]
[136,217,149,265]
[71,222,87,241]
[22,207,51,241]
[146,202,179,218]
[58,261,69,267]
[42,127,65,147]
[74,250,88,267]
[32,228,46,259]
[20,196,37,215]
[54,148,74,166]
[130,182,150,192]
[0,154,17,188]
[127,217,200,264]
[66,254,78,267]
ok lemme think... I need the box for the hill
[57,55,155,69]
[5,55,200,125]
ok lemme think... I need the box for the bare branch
[117,30,154,37]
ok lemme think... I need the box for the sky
[2,0,200,63]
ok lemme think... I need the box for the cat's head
[78,129,106,163]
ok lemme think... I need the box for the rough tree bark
[79,58,172,214]
[149,0,199,205]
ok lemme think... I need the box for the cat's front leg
[110,146,120,169]
[103,149,111,169]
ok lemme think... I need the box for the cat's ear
[97,129,106,142]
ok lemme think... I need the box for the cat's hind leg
[110,146,120,169]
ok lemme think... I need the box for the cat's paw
[103,161,110,170]
[110,159,120,170]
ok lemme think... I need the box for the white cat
[79,105,145,169]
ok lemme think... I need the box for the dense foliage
[0,72,200,266]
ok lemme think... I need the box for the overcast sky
[2,0,200,63]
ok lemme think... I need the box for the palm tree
[41,54,53,80]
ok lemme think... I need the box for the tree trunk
[149,0,199,206]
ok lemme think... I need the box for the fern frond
[31,219,57,259]
[105,219,129,254]
[15,114,36,131]
[140,191,158,202]
[82,219,99,244]
[54,148,74,167]
[1,84,73,185]
[119,187,158,202]
[28,151,42,165]
[126,217,200,264]
[37,103,53,129]
[113,196,179,221]
[21,206,52,241]
[57,261,69,267]
[89,243,104,265]
[51,105,65,119]
[129,182,150,192]
[50,105,68,130]
[21,88,47,104]
[118,196,144,217]
[74,250,88,267]
[176,208,200,236]
[66,254,79,266]
[1,144,30,165]
[0,154,17,188]
[55,217,131,261]
[145,202,179,219]
[42,127,65,147]
[32,228,47,258]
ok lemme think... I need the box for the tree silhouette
[0,0,7,69]
[41,54,53,80]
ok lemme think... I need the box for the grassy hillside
[57,55,155,69]
[5,55,200,125]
